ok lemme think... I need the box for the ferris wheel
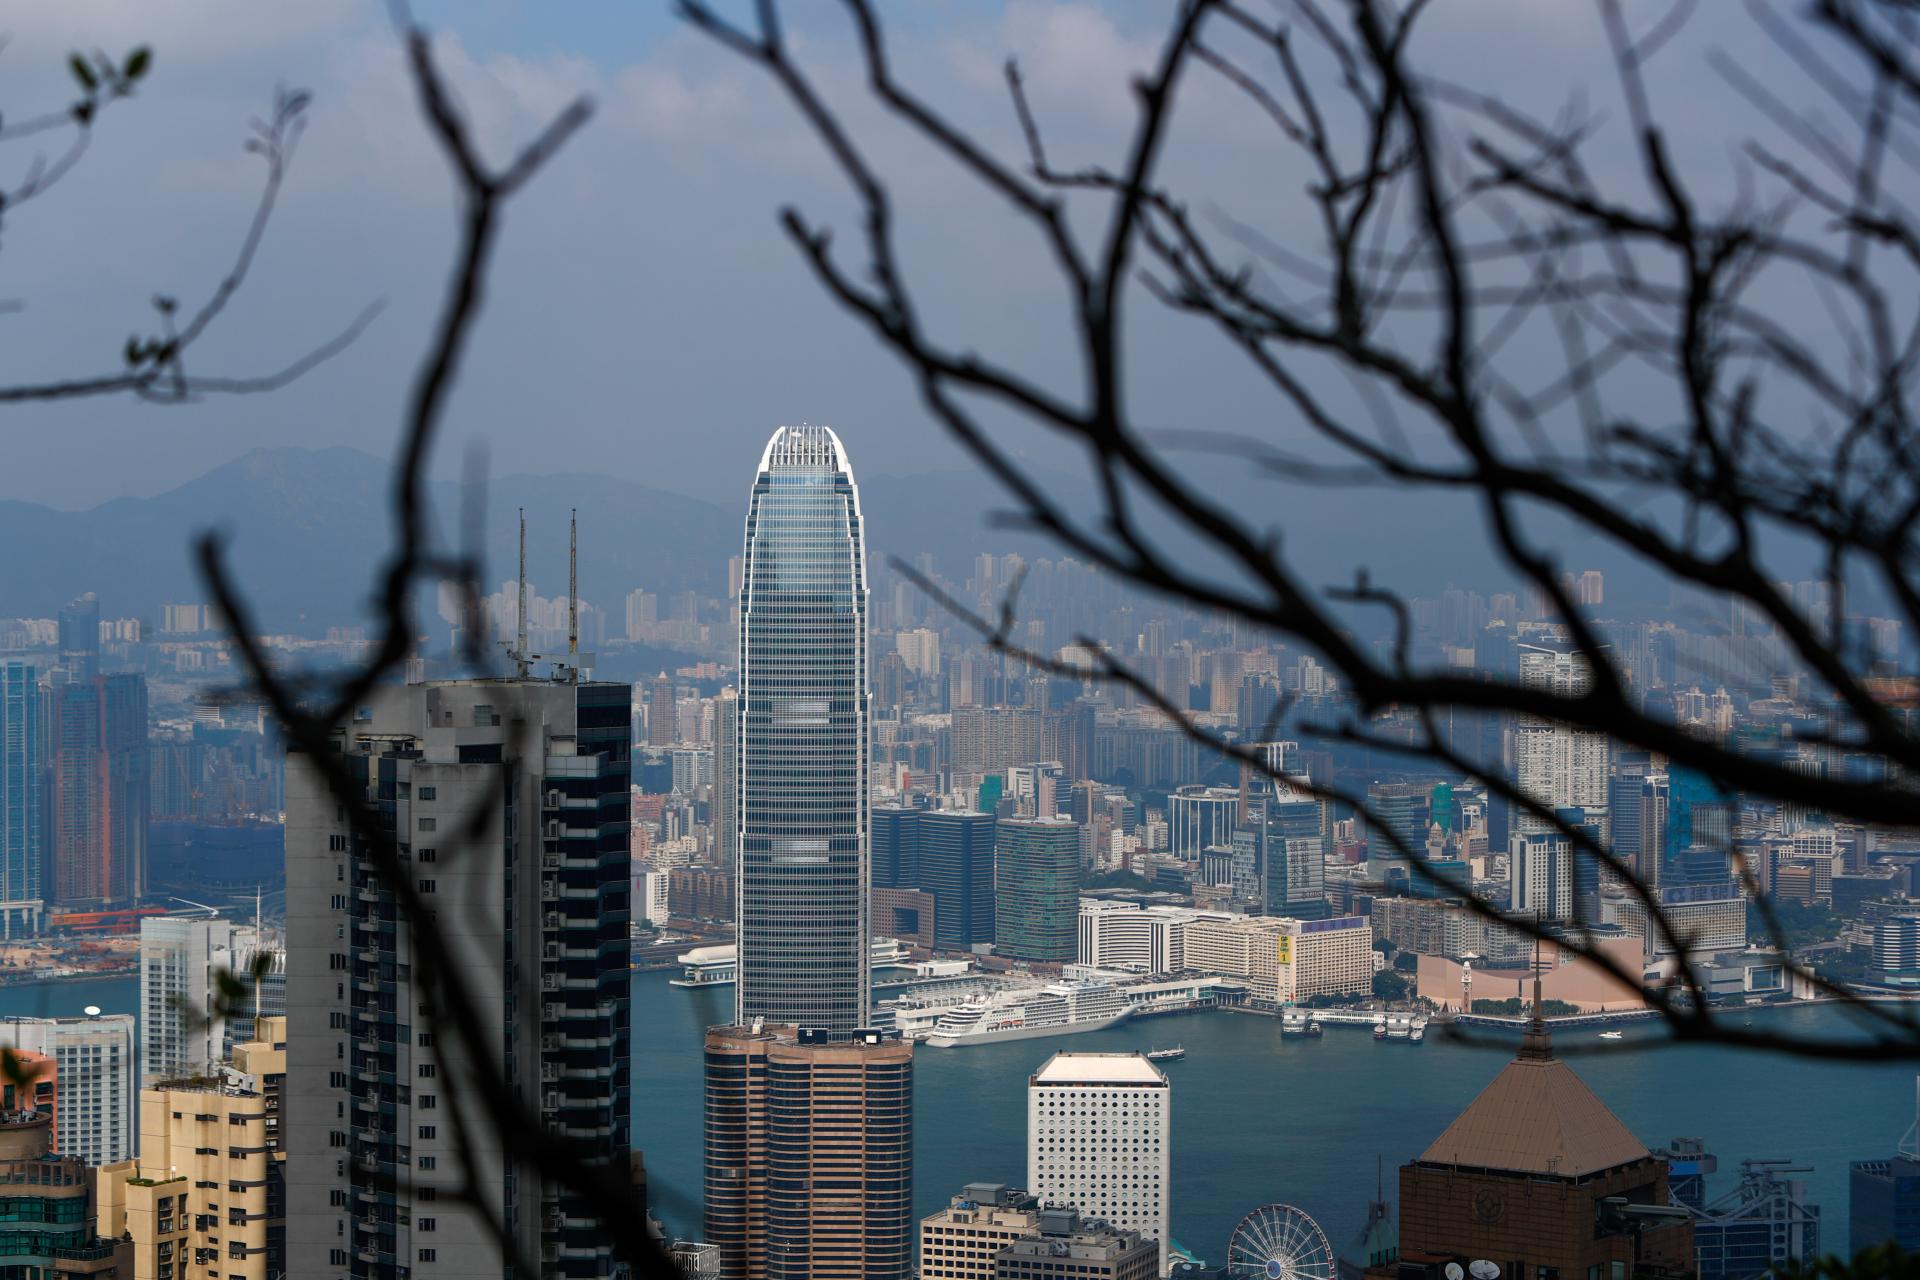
[1225,1204,1337,1280]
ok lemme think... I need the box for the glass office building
[736,425,872,1036]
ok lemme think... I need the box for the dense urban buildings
[8,436,1920,1277]
[1027,1052,1169,1276]
[284,676,634,1280]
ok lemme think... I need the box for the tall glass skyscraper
[0,661,43,937]
[735,424,871,1035]
[710,427,910,1280]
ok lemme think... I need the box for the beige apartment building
[98,1017,287,1280]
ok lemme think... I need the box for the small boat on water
[1409,1018,1427,1044]
[1145,1045,1186,1062]
[1373,1021,1387,1040]
[1307,1017,1324,1037]
[1598,1030,1624,1041]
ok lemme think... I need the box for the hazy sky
[0,2,1827,521]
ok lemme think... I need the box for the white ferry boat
[1280,1007,1308,1036]
[923,979,1133,1048]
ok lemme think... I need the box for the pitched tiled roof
[1418,1054,1650,1178]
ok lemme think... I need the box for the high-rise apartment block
[139,916,271,1085]
[49,671,149,907]
[0,1013,136,1165]
[1027,1052,1169,1276]
[950,708,1042,779]
[704,1023,913,1280]
[713,687,740,868]
[99,1059,285,1279]
[648,671,676,747]
[58,593,101,684]
[0,660,44,938]
[285,677,634,1280]
[1513,645,1609,841]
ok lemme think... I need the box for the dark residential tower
[284,678,634,1280]
[50,672,148,907]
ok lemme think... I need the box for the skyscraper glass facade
[0,662,42,926]
[919,810,996,952]
[736,425,871,1035]
[993,818,1080,962]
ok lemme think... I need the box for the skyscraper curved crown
[758,423,852,474]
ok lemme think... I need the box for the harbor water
[21,970,1916,1266]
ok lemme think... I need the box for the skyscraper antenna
[568,508,579,671]
[516,508,530,678]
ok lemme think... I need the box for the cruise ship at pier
[921,979,1134,1047]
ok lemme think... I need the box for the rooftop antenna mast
[568,508,579,681]
[514,508,531,678]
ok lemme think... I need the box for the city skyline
[3,0,1920,1274]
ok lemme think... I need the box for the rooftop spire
[1519,922,1553,1061]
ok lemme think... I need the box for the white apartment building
[0,1013,135,1164]
[1028,1052,1170,1276]
[1511,829,1575,921]
[139,915,267,1085]
[896,628,942,678]
[1513,645,1610,842]
[638,869,671,926]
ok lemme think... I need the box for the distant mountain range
[0,447,1090,631]
[0,444,1672,634]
